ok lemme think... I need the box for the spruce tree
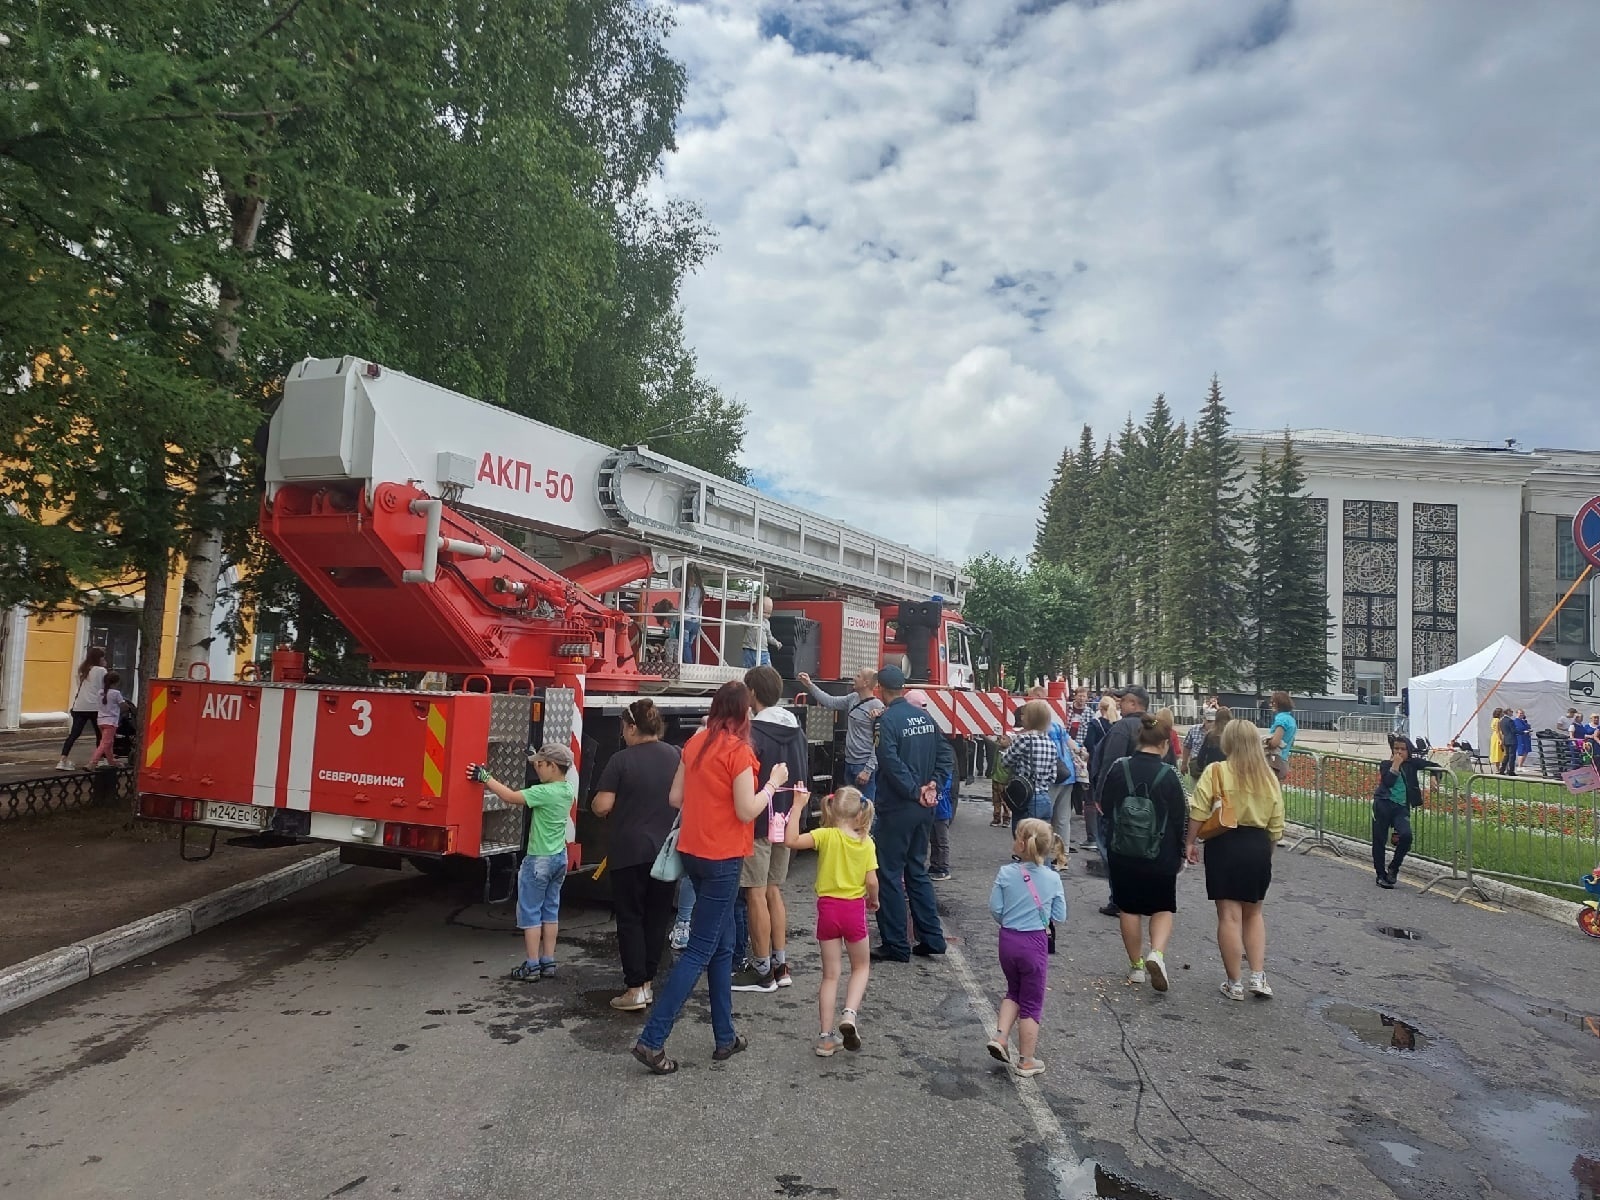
[1262,435,1333,693]
[1244,449,1275,695]
[1246,435,1332,696]
[1133,395,1185,687]
[1032,444,1076,567]
[1160,376,1247,692]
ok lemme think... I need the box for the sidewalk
[0,802,325,969]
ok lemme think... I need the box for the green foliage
[1247,433,1333,694]
[1160,376,1248,690]
[1035,382,1330,696]
[961,553,1092,690]
[0,1,742,676]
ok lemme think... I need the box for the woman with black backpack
[1098,713,1188,992]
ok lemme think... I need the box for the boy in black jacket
[1372,737,1441,888]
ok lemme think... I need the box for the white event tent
[1407,636,1569,752]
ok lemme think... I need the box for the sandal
[631,1042,678,1075]
[1013,1056,1046,1078]
[711,1034,748,1061]
[986,1038,1013,1064]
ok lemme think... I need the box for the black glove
[467,763,492,784]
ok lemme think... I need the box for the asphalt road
[3,788,1599,1200]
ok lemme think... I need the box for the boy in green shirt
[470,743,577,979]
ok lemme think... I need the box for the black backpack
[1110,758,1173,860]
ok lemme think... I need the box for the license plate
[204,801,269,830]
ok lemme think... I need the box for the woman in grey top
[799,669,883,799]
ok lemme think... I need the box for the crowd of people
[467,671,1305,1076]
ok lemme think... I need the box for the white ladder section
[597,448,965,603]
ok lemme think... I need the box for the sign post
[1573,499,1600,655]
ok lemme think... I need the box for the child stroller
[113,702,138,764]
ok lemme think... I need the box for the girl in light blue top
[986,818,1067,1077]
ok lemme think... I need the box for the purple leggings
[998,927,1050,1021]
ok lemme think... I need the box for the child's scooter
[1580,867,1600,938]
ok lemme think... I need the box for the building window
[1558,525,1585,581]
[1412,503,1458,675]
[1557,594,1590,647]
[1342,500,1399,696]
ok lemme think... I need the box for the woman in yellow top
[1185,719,1285,1002]
[1488,707,1504,766]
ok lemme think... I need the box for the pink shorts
[815,895,868,944]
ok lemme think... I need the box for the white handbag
[650,815,684,882]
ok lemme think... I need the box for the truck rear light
[138,795,201,822]
[382,822,451,854]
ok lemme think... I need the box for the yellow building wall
[22,612,78,713]
[19,563,254,714]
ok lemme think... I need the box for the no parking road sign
[1573,496,1600,570]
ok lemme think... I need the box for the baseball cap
[876,665,906,690]
[531,742,574,770]
[1113,684,1151,706]
[902,688,930,709]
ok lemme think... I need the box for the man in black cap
[1090,684,1150,917]
[870,665,953,961]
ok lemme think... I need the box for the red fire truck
[135,357,1019,886]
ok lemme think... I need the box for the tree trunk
[173,187,265,676]
[138,554,169,698]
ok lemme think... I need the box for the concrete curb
[1283,820,1584,929]
[0,850,346,1018]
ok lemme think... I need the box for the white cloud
[654,0,1600,564]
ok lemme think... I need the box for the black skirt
[1107,860,1178,915]
[1202,826,1274,903]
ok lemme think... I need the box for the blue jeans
[741,648,771,668]
[1011,790,1052,834]
[845,761,876,801]
[733,889,749,965]
[874,801,946,957]
[682,618,700,664]
[638,854,742,1051]
[675,874,695,923]
[516,852,567,928]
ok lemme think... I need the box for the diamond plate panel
[543,687,577,742]
[803,704,837,745]
[480,806,525,856]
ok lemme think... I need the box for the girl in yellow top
[785,786,879,1056]
[1185,720,1285,1002]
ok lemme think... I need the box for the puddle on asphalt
[1529,1004,1600,1037]
[1090,1165,1170,1198]
[1376,925,1421,940]
[1324,1003,1430,1053]
[1471,1099,1600,1199]
[1378,1141,1421,1168]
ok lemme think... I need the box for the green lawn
[1282,751,1599,897]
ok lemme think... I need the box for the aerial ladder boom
[262,357,966,686]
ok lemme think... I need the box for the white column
[1396,500,1414,700]
[0,606,29,732]
[1325,494,1345,697]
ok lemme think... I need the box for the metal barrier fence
[1336,713,1403,747]
[1284,749,1596,899]
[0,766,135,821]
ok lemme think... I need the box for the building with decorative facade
[1236,433,1600,705]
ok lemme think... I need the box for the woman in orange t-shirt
[633,681,789,1074]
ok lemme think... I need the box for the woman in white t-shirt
[57,646,108,770]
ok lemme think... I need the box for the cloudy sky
[653,0,1600,564]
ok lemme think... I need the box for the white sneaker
[56,759,73,771]
[1145,950,1169,993]
[1248,972,1273,999]
[1127,961,1148,986]
[1220,978,1245,1001]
